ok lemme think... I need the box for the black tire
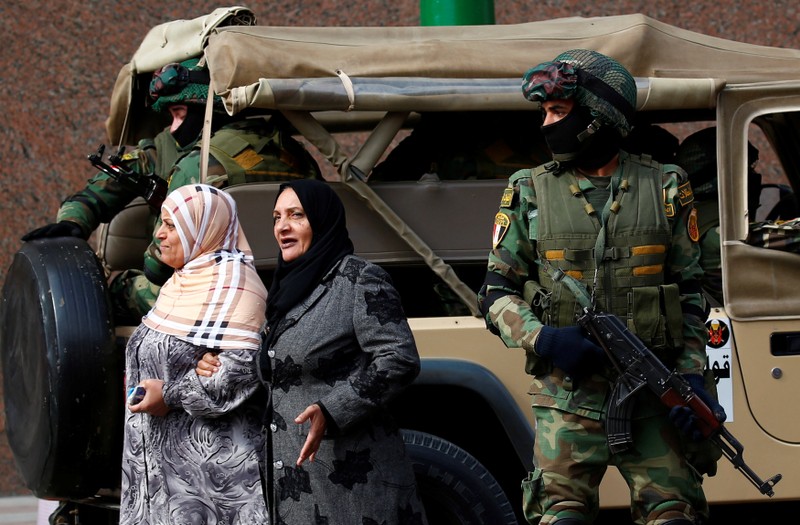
[0,237,123,499]
[402,429,519,525]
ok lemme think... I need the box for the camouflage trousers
[522,406,709,525]
[108,269,162,324]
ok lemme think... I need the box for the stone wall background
[1,0,798,495]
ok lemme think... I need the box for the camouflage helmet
[675,127,759,198]
[522,49,637,136]
[149,58,220,113]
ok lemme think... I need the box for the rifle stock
[577,307,782,497]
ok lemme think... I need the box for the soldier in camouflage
[478,50,724,525]
[22,57,319,322]
[674,127,762,305]
[747,217,800,251]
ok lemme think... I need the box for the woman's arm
[167,349,262,417]
[317,261,421,432]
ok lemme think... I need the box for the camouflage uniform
[693,200,723,304]
[479,153,708,524]
[54,59,319,322]
[52,129,183,320]
[56,129,179,236]
[479,50,711,525]
[674,126,763,305]
[747,218,800,252]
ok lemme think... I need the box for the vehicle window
[749,113,800,222]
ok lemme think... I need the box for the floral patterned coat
[121,326,268,525]
[264,255,428,525]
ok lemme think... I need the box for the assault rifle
[87,145,168,210]
[577,307,782,497]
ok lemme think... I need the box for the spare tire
[0,237,123,499]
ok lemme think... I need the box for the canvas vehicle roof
[102,11,800,316]
[108,12,800,144]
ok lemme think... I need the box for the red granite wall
[1,0,798,495]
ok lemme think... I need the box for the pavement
[0,497,53,525]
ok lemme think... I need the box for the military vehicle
[3,10,800,524]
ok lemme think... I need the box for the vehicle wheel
[402,429,519,525]
[0,237,122,499]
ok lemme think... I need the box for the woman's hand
[128,379,169,417]
[195,352,221,377]
[295,404,327,466]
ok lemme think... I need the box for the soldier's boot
[552,520,588,525]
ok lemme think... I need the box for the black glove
[669,373,727,441]
[21,221,85,241]
[534,325,606,379]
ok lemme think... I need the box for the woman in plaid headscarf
[120,184,269,524]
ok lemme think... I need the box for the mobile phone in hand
[127,385,146,406]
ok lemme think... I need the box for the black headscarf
[266,179,355,330]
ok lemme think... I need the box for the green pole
[420,0,495,26]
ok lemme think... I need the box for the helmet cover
[523,49,636,135]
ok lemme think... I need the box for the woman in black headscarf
[200,179,427,524]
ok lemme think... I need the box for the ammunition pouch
[627,283,684,364]
[523,280,553,376]
[523,279,551,324]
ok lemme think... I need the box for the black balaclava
[170,105,206,148]
[541,104,621,170]
[170,104,236,148]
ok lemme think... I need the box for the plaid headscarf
[143,184,267,350]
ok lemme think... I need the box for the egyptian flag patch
[688,207,700,242]
[492,212,510,248]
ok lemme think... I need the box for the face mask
[574,124,622,170]
[541,104,621,169]
[541,105,593,163]
[171,106,205,148]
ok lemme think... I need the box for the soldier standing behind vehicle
[674,126,762,305]
[22,57,319,323]
[478,50,724,525]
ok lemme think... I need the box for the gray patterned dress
[121,325,268,525]
[264,255,427,525]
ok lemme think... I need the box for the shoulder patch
[500,187,515,208]
[664,193,676,218]
[688,207,700,242]
[678,181,694,206]
[492,212,511,249]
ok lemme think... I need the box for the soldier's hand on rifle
[534,325,606,379]
[21,220,86,241]
[669,373,727,441]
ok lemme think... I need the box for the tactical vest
[206,120,318,186]
[153,129,180,179]
[531,154,684,356]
